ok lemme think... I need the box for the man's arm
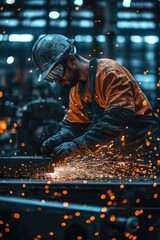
[52,120,89,143]
[53,107,135,160]
[73,107,135,150]
[41,120,89,154]
[53,69,137,159]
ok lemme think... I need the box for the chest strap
[79,58,104,123]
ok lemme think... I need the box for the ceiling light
[9,34,34,42]
[74,0,83,6]
[144,36,159,44]
[49,11,60,19]
[6,0,15,4]
[130,36,143,43]
[7,56,14,64]
[122,0,131,7]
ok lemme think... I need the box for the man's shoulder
[98,58,122,67]
[97,58,123,74]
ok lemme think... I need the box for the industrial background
[0,0,159,156]
[0,1,160,240]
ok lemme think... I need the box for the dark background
[0,0,159,155]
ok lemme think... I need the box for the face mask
[45,64,65,83]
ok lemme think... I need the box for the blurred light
[2,34,8,41]
[72,10,93,18]
[132,2,155,7]
[59,11,67,17]
[49,11,60,19]
[0,121,7,131]
[50,20,67,27]
[74,0,83,6]
[22,10,45,18]
[123,0,131,7]
[79,20,93,27]
[24,0,45,6]
[131,36,143,43]
[30,20,46,27]
[144,36,159,44]
[117,36,126,43]
[117,21,155,29]
[96,35,106,43]
[0,20,19,27]
[135,74,156,90]
[131,59,142,67]
[118,12,155,19]
[146,52,154,61]
[0,92,3,98]
[7,56,14,64]
[116,58,124,65]
[9,34,34,42]
[75,35,93,42]
[72,20,93,28]
[3,12,12,17]
[6,0,15,4]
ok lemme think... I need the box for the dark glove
[41,136,61,155]
[54,142,79,160]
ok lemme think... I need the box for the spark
[44,143,158,180]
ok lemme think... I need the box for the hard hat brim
[38,55,61,82]
[37,38,75,82]
[37,59,58,82]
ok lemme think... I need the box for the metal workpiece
[0,178,159,240]
[0,156,55,178]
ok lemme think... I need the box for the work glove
[41,136,61,155]
[53,142,79,160]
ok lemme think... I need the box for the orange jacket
[65,58,155,124]
[53,58,160,153]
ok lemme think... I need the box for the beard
[65,67,80,89]
[57,65,82,89]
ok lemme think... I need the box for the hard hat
[32,34,76,82]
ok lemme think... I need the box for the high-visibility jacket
[66,58,156,123]
[52,58,160,175]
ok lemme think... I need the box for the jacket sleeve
[73,69,137,150]
[52,119,89,144]
[73,107,135,150]
[57,69,136,149]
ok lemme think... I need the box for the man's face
[50,56,80,88]
[56,62,79,88]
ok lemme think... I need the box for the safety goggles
[45,63,65,83]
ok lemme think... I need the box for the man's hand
[54,142,79,160]
[41,137,60,155]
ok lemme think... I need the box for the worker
[32,34,160,176]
